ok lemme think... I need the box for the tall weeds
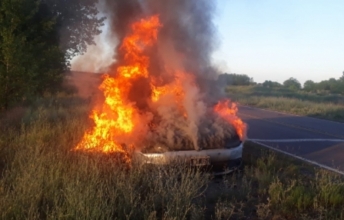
[1,95,344,219]
[0,96,208,219]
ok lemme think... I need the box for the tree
[283,77,301,90]
[0,0,65,109]
[38,0,105,66]
[317,80,330,91]
[218,73,253,86]
[0,0,103,109]
[303,80,315,92]
[262,80,282,88]
[0,0,62,108]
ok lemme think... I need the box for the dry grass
[0,96,209,219]
[1,94,344,219]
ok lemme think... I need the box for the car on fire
[134,132,243,175]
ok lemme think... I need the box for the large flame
[75,15,246,157]
[213,100,247,140]
[75,16,161,154]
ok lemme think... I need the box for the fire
[75,15,246,158]
[75,16,161,154]
[214,100,247,140]
[151,71,192,118]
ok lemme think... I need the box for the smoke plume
[74,0,246,153]
[101,0,221,90]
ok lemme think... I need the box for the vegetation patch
[1,95,344,219]
[226,86,344,122]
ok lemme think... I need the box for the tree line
[217,73,255,86]
[0,0,104,109]
[303,74,344,94]
[218,73,344,95]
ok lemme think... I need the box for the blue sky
[213,0,344,84]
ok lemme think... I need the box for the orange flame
[151,71,193,118]
[214,100,247,140]
[75,15,247,160]
[75,16,161,155]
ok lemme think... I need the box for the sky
[213,0,344,84]
[71,0,344,85]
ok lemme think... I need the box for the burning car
[134,132,243,175]
[74,15,246,174]
[133,99,246,175]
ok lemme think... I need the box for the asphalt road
[238,105,344,174]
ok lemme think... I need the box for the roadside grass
[0,95,209,219]
[226,86,344,122]
[226,86,344,104]
[0,94,344,219]
[214,142,344,220]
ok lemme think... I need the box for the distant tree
[326,78,344,94]
[317,80,330,91]
[262,80,282,88]
[262,80,270,88]
[303,80,315,92]
[330,81,343,94]
[329,78,336,83]
[283,77,301,90]
[218,73,253,86]
[340,71,344,81]
[302,74,344,95]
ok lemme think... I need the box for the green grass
[1,94,344,219]
[226,86,344,122]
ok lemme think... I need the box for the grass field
[226,86,344,122]
[1,94,344,219]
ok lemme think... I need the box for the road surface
[238,105,344,174]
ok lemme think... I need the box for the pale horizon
[213,0,344,85]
